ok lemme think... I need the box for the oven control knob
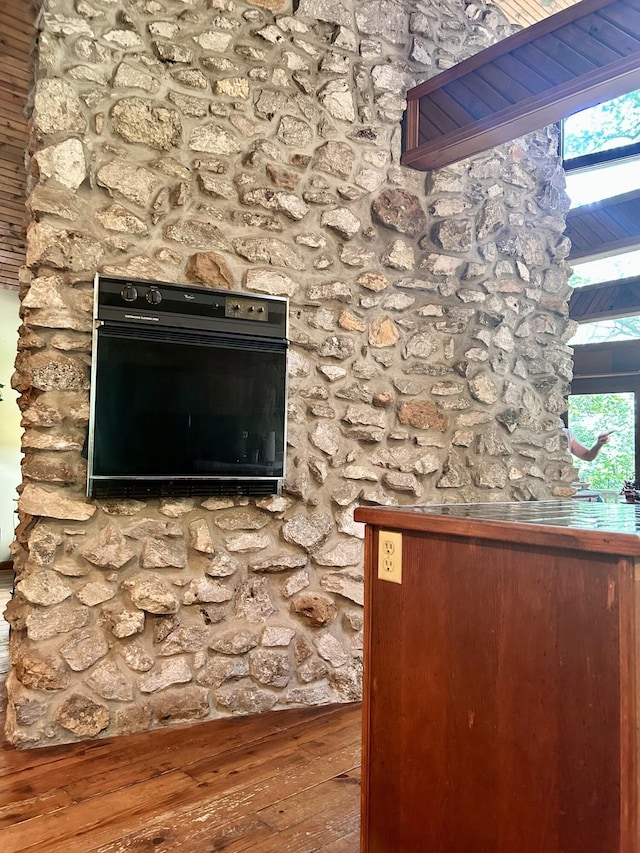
[146,287,162,305]
[120,283,138,302]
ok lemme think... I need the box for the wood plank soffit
[569,275,640,321]
[402,0,640,171]
[565,188,640,261]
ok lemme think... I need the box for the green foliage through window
[563,89,640,160]
[568,393,635,489]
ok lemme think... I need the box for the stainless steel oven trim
[86,273,289,499]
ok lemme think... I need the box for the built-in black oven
[87,274,288,499]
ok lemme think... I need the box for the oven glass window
[92,330,286,480]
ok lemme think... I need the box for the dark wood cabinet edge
[353,506,640,557]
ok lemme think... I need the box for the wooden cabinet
[354,501,640,853]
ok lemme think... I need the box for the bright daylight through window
[564,91,640,491]
[565,88,640,347]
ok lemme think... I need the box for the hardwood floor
[0,571,362,853]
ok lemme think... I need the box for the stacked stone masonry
[6,0,578,747]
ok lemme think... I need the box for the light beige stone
[235,579,275,623]
[139,658,192,693]
[96,159,158,207]
[123,573,180,614]
[111,97,182,150]
[182,578,233,605]
[16,569,72,607]
[19,485,96,521]
[86,660,134,701]
[314,632,348,667]
[141,538,188,570]
[60,630,109,671]
[82,524,136,570]
[35,139,87,190]
[33,79,87,135]
[26,603,89,641]
[213,77,250,99]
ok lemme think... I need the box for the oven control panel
[225,296,268,322]
[94,274,287,338]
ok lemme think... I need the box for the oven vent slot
[91,478,280,500]
[102,324,286,352]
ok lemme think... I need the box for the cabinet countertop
[354,499,640,557]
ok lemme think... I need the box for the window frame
[562,138,640,174]
[564,90,640,481]
[570,340,640,480]
[561,88,640,174]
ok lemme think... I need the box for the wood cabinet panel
[355,502,640,853]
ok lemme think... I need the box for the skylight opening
[568,317,640,346]
[562,89,640,207]
[569,248,640,288]
[565,157,640,208]
[562,90,640,162]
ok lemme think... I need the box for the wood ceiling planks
[495,0,580,27]
[566,189,640,261]
[569,275,640,321]
[0,0,34,292]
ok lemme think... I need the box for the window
[569,249,640,287]
[568,393,635,490]
[563,89,640,209]
[565,158,640,209]
[562,89,640,166]
[569,317,640,346]
[564,91,640,489]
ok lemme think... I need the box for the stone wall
[5,0,578,747]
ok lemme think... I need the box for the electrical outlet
[378,530,402,584]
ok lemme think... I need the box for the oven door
[87,322,288,499]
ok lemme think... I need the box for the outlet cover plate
[378,530,402,584]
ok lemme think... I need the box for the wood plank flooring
[0,570,362,852]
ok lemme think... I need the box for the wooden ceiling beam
[566,189,640,261]
[569,275,640,321]
[403,0,640,172]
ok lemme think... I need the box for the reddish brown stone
[185,252,234,289]
[338,311,366,332]
[291,592,337,626]
[371,188,427,238]
[373,391,394,408]
[266,163,298,189]
[14,649,70,691]
[357,271,389,292]
[397,400,449,432]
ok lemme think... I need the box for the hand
[596,431,614,446]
